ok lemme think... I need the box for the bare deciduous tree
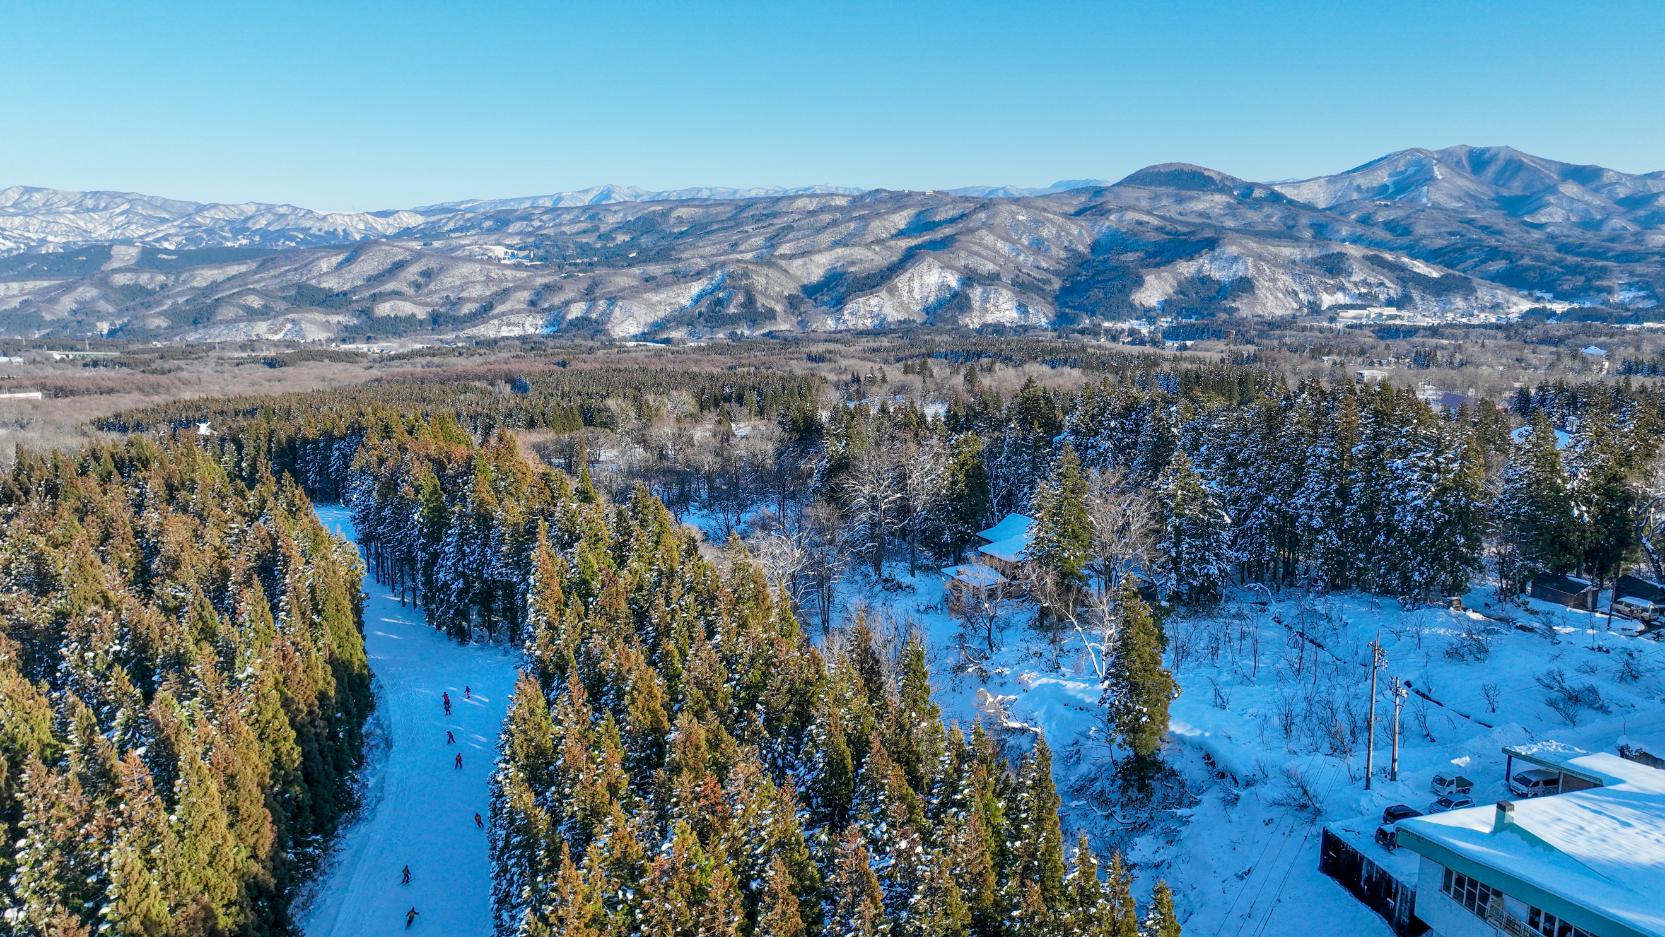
[751,528,810,608]
[901,434,949,575]
[802,498,848,634]
[1024,467,1159,673]
[842,442,905,576]
[1086,467,1159,602]
[948,571,1006,654]
[1634,454,1665,581]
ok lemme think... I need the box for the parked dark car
[1374,805,1424,851]
[1381,804,1423,825]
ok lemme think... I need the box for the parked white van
[1508,767,1560,797]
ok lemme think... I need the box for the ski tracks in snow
[299,505,521,937]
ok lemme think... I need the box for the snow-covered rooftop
[975,513,1035,544]
[1326,813,1421,884]
[941,563,1007,588]
[1621,734,1665,762]
[979,533,1033,564]
[1397,758,1665,937]
[975,513,1036,564]
[1504,739,1594,773]
[1510,424,1572,450]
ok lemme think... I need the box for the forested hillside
[0,440,371,936]
[87,347,1665,937]
[110,355,1665,611]
[265,413,1180,935]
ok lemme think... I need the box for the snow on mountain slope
[417,183,863,213]
[2,145,1661,340]
[1273,145,1665,228]
[0,185,420,253]
[299,505,519,937]
[0,183,865,257]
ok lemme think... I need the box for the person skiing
[446,730,455,745]
[474,811,484,829]
[401,865,411,885]
[454,752,463,770]
[406,907,419,929]
[464,685,471,700]
[442,691,451,716]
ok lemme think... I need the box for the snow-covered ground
[829,565,1665,937]
[299,505,520,937]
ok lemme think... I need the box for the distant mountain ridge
[0,180,1119,256]
[413,184,866,214]
[0,185,423,256]
[1,145,1661,342]
[1272,145,1665,231]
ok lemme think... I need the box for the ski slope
[300,505,520,937]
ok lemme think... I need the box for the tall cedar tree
[1494,411,1581,588]
[1157,450,1234,607]
[1032,445,1093,585]
[1103,581,1175,773]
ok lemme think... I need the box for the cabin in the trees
[940,562,1010,612]
[974,513,1035,577]
[1526,573,1599,612]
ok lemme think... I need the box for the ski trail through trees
[301,505,519,937]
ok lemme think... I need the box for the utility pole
[1390,676,1407,782]
[1365,632,1385,790]
[1607,566,1620,636]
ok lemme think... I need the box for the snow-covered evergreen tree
[1495,410,1580,590]
[1102,581,1175,775]
[1157,451,1234,607]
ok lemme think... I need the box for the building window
[1440,867,1501,917]
[1527,907,1594,937]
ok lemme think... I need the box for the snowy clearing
[298,505,520,937]
[829,564,1665,937]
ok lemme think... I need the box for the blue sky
[4,0,1661,210]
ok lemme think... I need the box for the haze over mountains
[3,145,1662,343]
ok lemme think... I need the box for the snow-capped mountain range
[2,145,1662,342]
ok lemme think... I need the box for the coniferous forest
[9,344,1663,936]
[0,440,370,935]
[6,16,1663,932]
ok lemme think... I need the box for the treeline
[347,420,554,643]
[327,423,1181,935]
[0,439,371,936]
[806,371,1664,609]
[801,377,1497,605]
[110,352,1665,611]
[100,363,820,442]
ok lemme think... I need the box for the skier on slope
[455,752,463,770]
[474,812,484,829]
[401,865,411,884]
[406,907,419,929]
[446,730,455,745]
[464,685,471,700]
[442,691,451,716]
